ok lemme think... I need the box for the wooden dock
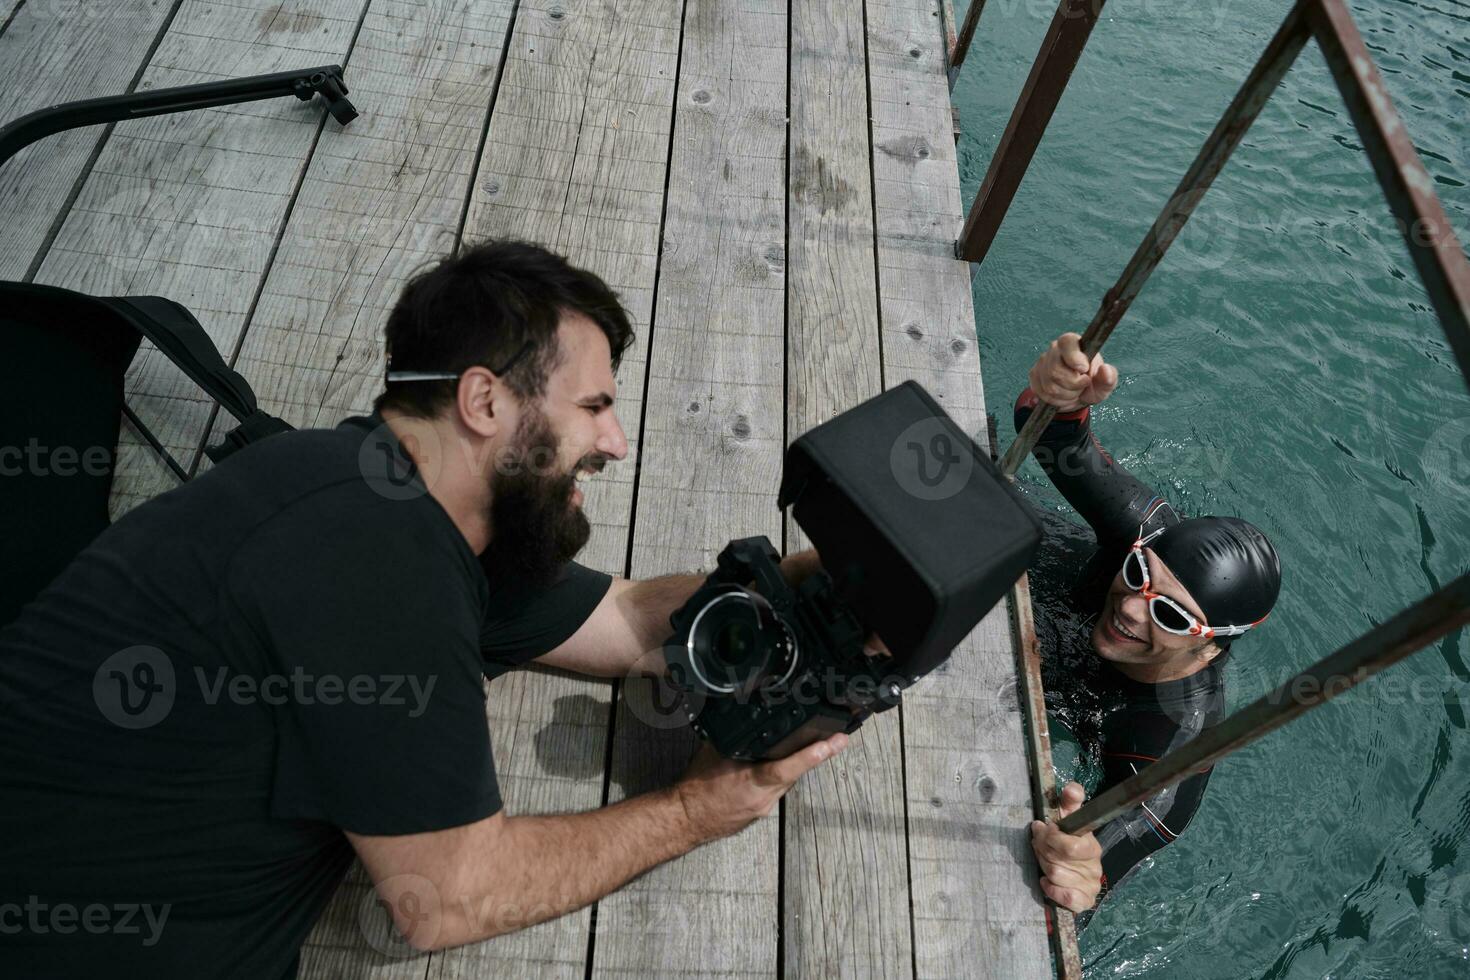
[1,0,1054,975]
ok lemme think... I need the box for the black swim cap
[1149,516,1281,634]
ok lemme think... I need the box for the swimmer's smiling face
[1092,545,1219,679]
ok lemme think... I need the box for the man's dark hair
[374,239,634,419]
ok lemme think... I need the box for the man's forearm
[393,787,710,951]
[615,573,706,669]
[618,551,820,662]
[545,551,822,679]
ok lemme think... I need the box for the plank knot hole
[691,89,712,105]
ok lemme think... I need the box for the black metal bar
[1307,0,1470,392]
[120,403,188,485]
[0,65,357,171]
[1061,574,1470,835]
[949,0,988,77]
[954,0,1107,263]
[998,1,1311,477]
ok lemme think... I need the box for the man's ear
[1196,640,1222,663]
[456,366,505,439]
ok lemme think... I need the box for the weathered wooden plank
[27,0,367,517]
[0,0,24,31]
[214,0,515,439]
[866,0,1051,972]
[0,0,179,279]
[434,0,683,975]
[594,0,787,975]
[460,0,680,579]
[431,669,610,980]
[782,0,914,976]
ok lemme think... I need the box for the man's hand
[675,733,848,840]
[1028,332,1118,414]
[1031,781,1104,914]
[779,548,822,588]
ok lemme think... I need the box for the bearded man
[0,240,1102,977]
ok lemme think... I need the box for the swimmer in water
[1015,332,1282,927]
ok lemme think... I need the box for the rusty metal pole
[954,0,1108,264]
[1060,574,1470,835]
[998,1,1312,478]
[1009,571,1083,980]
[1307,0,1470,390]
[949,0,989,80]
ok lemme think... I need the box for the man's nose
[1119,592,1150,623]
[598,412,629,461]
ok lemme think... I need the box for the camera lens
[684,588,798,696]
[715,620,756,665]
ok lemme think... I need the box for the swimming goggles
[1122,525,1265,640]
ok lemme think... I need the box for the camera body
[663,381,1042,760]
[666,536,904,760]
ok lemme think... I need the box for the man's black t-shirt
[0,415,610,978]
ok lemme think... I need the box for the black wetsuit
[1014,390,1227,927]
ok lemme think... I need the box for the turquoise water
[951,0,1470,975]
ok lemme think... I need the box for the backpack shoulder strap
[102,295,292,462]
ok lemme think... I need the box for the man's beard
[481,409,594,591]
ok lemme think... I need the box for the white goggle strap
[385,370,461,383]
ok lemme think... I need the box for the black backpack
[0,283,291,625]
[0,66,356,626]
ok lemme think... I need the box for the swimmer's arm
[1074,761,1213,928]
[1015,334,1173,546]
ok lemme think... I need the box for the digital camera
[663,381,1042,760]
